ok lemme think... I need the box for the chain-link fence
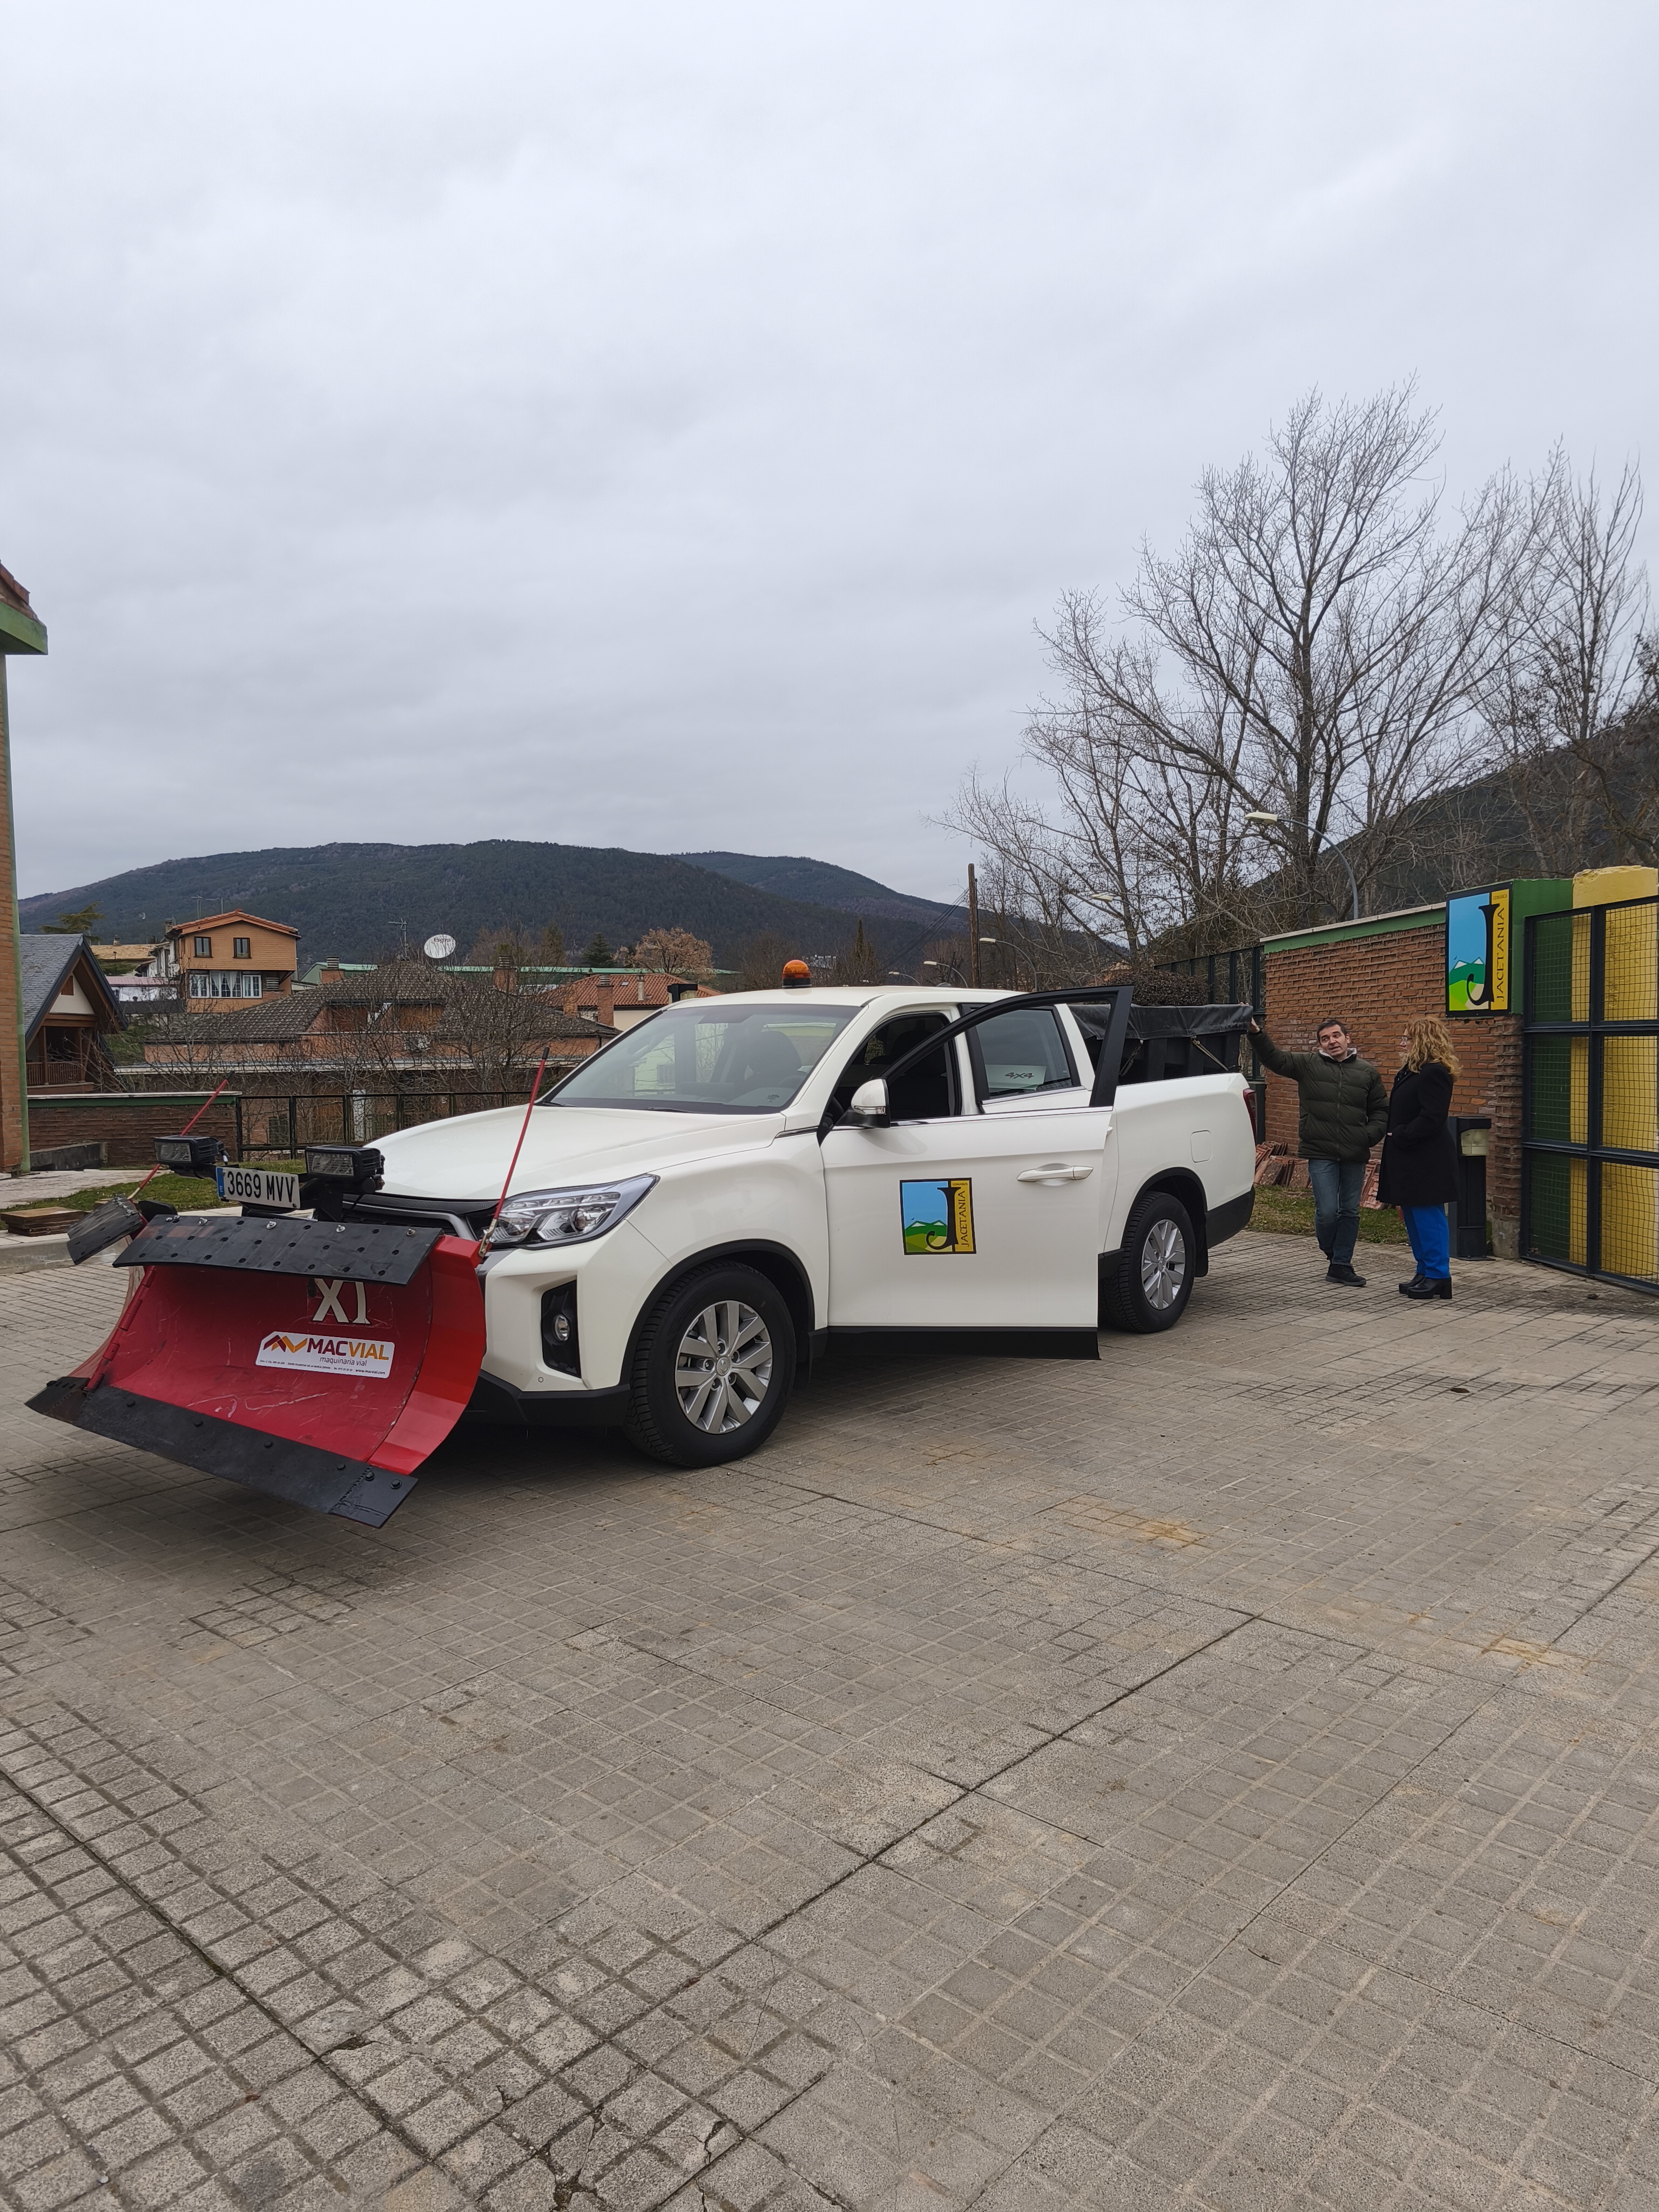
[1523,897,1659,1290]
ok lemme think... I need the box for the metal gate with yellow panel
[1523,894,1659,1291]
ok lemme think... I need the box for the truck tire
[624,1263,797,1467]
[1101,1192,1196,1334]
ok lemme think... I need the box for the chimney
[594,983,615,1028]
[493,965,515,994]
[320,959,345,984]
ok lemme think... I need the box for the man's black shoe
[1326,1263,1366,1287]
[1404,1277,1452,1300]
[1398,1273,1426,1295]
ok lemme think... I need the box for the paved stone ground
[3,1233,1659,2211]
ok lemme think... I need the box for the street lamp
[1245,812,1359,923]
[1067,891,1121,939]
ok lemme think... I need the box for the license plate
[216,1165,300,1211]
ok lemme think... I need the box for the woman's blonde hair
[1402,1015,1461,1077]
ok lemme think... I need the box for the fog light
[153,1134,226,1174]
[540,1284,579,1375]
[303,1145,384,1185]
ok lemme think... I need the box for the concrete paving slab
[0,1234,1656,2207]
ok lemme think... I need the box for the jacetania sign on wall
[1446,886,1511,1014]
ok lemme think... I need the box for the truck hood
[372,1104,782,1202]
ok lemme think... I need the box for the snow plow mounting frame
[28,1219,486,1527]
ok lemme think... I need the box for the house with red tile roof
[559,972,718,1030]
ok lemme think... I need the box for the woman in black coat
[1378,1015,1461,1299]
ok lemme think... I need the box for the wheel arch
[623,1240,815,1384]
[1121,1170,1212,1276]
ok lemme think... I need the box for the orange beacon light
[781,960,811,989]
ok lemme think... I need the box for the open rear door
[29,1216,485,1526]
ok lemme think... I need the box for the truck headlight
[489,1175,657,1247]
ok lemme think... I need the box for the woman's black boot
[1404,1277,1452,1300]
[1397,1274,1426,1295]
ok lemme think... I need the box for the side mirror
[845,1077,890,1126]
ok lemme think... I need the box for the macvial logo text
[256,1332,395,1379]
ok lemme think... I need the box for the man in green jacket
[1250,1015,1388,1287]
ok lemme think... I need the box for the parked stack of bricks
[1260,913,1523,1256]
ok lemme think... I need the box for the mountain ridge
[18,840,953,970]
[677,850,959,928]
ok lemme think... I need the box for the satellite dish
[423,933,457,961]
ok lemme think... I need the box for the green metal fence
[238,1090,541,1157]
[1522,896,1659,1293]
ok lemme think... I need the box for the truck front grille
[341,1192,495,1240]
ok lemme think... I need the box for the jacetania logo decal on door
[257,1332,395,1378]
[900,1178,975,1255]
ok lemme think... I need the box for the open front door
[822,1102,1110,1330]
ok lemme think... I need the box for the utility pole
[1,564,48,1176]
[967,864,979,987]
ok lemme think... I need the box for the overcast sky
[2,0,1653,905]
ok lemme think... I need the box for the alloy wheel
[1140,1219,1186,1311]
[674,1299,774,1432]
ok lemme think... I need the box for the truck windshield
[547,1004,858,1113]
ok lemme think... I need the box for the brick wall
[1261,915,1524,1254]
[25,1091,242,1167]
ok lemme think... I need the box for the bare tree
[1026,601,1266,952]
[1124,387,1532,921]
[736,932,800,992]
[830,920,882,985]
[1481,453,1656,871]
[468,921,536,971]
[439,972,584,1088]
[917,930,973,986]
[957,385,1539,945]
[636,925,714,975]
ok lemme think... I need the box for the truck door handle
[1017,1163,1094,1183]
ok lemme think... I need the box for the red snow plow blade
[28,1216,485,1527]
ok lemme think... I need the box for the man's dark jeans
[1307,1158,1366,1269]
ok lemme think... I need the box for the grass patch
[36,1162,305,1217]
[1249,1183,1409,1243]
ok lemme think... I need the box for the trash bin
[1450,1115,1491,1260]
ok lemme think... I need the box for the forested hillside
[19,840,945,969]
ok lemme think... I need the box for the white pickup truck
[313,983,1256,1468]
